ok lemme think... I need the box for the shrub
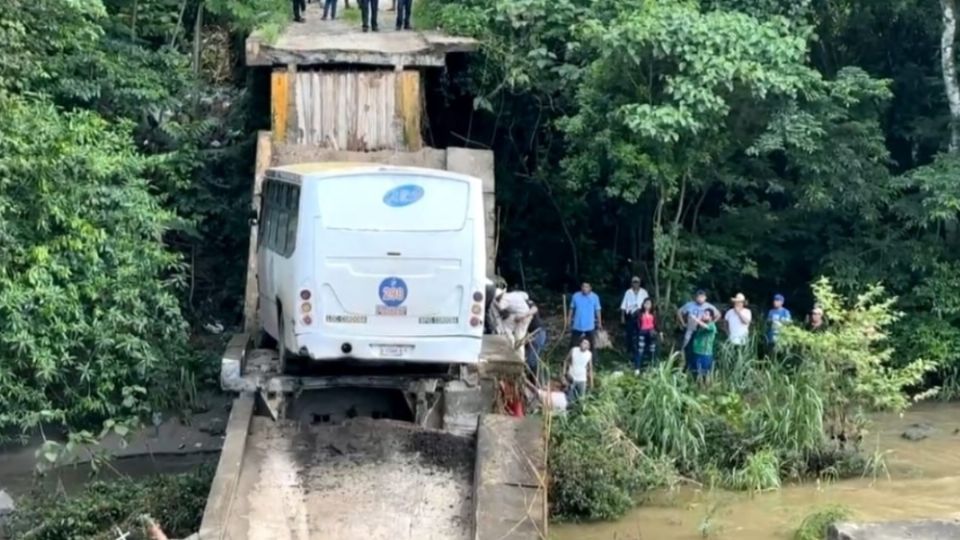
[3,467,214,540]
[549,390,676,520]
[793,506,852,540]
[0,93,188,440]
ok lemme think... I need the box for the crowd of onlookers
[290,0,414,32]
[493,277,828,411]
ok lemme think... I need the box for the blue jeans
[624,319,638,356]
[525,329,547,379]
[567,381,586,403]
[634,330,657,370]
[323,0,337,18]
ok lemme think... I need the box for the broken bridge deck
[245,4,478,68]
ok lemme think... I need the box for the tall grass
[615,362,707,466]
[728,449,781,492]
[747,370,824,455]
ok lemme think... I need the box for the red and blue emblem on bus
[377,277,408,315]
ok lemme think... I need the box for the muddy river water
[553,402,960,540]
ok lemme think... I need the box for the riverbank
[553,402,960,539]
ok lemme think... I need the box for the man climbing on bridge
[359,0,379,31]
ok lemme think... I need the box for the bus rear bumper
[293,332,482,364]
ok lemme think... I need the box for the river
[552,402,960,540]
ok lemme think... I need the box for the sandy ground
[225,417,475,540]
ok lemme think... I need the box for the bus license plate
[376,305,407,316]
[379,345,411,358]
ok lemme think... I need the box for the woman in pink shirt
[634,298,658,374]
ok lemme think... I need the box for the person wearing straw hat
[724,293,752,346]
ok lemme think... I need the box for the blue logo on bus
[383,185,424,207]
[379,277,408,307]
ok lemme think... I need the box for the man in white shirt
[724,292,752,346]
[619,276,649,357]
[495,288,534,356]
[563,338,594,403]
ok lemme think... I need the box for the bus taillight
[302,315,313,326]
[472,291,483,302]
[300,289,311,300]
[300,302,312,313]
[471,304,482,315]
[470,317,482,327]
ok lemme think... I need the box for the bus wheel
[277,311,290,375]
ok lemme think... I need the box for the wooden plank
[270,69,289,143]
[198,392,256,540]
[397,70,423,151]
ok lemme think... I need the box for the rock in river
[901,422,935,441]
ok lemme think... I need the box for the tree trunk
[942,0,960,152]
[193,1,204,74]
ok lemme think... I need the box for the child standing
[563,338,594,403]
[692,311,718,383]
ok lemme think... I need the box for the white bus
[256,162,487,371]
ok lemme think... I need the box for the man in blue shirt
[766,293,792,347]
[569,282,602,349]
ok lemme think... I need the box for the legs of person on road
[292,0,306,21]
[396,0,412,29]
[359,0,379,30]
[322,0,337,19]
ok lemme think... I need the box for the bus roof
[267,162,481,185]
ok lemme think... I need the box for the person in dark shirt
[525,299,547,382]
[807,305,826,332]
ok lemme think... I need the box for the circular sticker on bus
[379,277,408,307]
[383,184,424,207]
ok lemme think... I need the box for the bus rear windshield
[317,174,470,232]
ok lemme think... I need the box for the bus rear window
[316,174,470,232]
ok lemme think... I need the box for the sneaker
[372,26,379,32]
[362,26,369,32]
[294,16,305,22]
[403,23,411,30]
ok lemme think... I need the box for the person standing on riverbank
[724,293,752,346]
[563,338,594,403]
[321,0,338,20]
[395,0,412,29]
[677,289,718,371]
[569,282,602,349]
[292,0,307,22]
[620,276,648,359]
[766,293,792,353]
[691,311,718,383]
[634,297,658,374]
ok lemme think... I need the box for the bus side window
[285,185,299,257]
[258,181,273,248]
[274,183,289,254]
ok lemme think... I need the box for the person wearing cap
[766,294,792,347]
[677,289,718,370]
[569,282,602,349]
[619,276,649,357]
[807,305,826,332]
[724,293,752,346]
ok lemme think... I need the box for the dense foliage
[0,0,284,440]
[547,280,928,521]
[421,0,960,395]
[2,467,215,540]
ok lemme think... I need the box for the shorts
[693,354,713,376]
